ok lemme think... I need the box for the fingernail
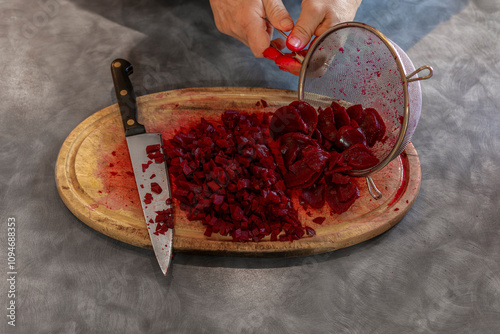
[280,18,293,30]
[287,36,303,51]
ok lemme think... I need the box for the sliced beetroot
[360,108,386,147]
[336,181,360,203]
[301,145,330,173]
[334,125,367,151]
[342,144,379,170]
[346,104,366,124]
[284,160,317,189]
[317,106,337,142]
[331,101,351,128]
[325,183,359,214]
[279,133,318,168]
[300,181,326,209]
[269,105,308,140]
[325,172,351,185]
[290,101,318,134]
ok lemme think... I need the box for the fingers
[263,0,294,31]
[286,1,325,51]
[286,0,362,52]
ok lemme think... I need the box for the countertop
[1,0,499,333]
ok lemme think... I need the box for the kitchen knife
[111,58,173,275]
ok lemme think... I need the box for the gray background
[1,0,500,333]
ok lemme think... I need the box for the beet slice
[325,182,359,214]
[317,106,337,141]
[284,160,317,188]
[331,101,351,128]
[300,181,326,209]
[269,105,308,140]
[346,104,366,125]
[342,144,379,170]
[360,108,386,147]
[334,125,368,151]
[279,133,318,168]
[290,101,318,134]
[301,145,330,173]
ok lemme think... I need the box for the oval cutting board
[56,87,421,257]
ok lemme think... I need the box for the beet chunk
[334,126,368,151]
[342,144,379,170]
[317,106,337,142]
[290,101,318,135]
[300,181,326,209]
[269,105,308,140]
[360,108,386,147]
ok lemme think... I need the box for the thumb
[263,0,294,31]
[286,5,324,51]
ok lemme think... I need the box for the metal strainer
[295,22,433,198]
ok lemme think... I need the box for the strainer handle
[407,65,433,82]
[366,176,383,200]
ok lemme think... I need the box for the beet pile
[160,100,386,243]
[162,110,311,242]
[269,100,386,214]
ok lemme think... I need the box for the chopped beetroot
[261,99,268,107]
[146,144,161,154]
[312,217,326,225]
[166,198,172,205]
[144,193,153,205]
[151,182,162,194]
[150,174,156,179]
[163,109,306,242]
[142,161,153,172]
[305,226,316,236]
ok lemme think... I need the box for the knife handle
[111,59,146,136]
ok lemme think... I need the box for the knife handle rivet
[113,61,121,68]
[127,119,135,126]
[120,89,128,96]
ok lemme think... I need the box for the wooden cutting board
[56,87,421,257]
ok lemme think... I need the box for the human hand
[285,0,362,52]
[209,0,294,57]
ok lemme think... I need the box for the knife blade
[111,58,173,275]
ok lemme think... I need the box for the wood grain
[55,87,421,257]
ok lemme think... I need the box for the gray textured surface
[1,0,500,333]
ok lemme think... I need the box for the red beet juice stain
[95,139,141,211]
